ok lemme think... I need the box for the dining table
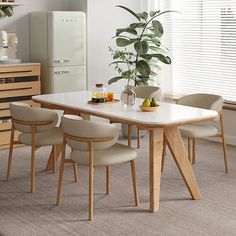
[33,91,218,213]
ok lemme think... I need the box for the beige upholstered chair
[172,93,228,172]
[57,115,139,221]
[130,86,161,148]
[7,102,64,192]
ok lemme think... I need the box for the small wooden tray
[139,105,159,112]
[88,99,120,105]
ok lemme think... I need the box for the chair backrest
[10,102,58,133]
[132,86,162,100]
[176,93,223,112]
[61,115,119,151]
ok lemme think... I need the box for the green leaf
[116,38,135,47]
[142,33,157,39]
[150,71,158,77]
[130,22,146,29]
[152,20,164,38]
[136,60,151,77]
[109,61,129,66]
[139,54,153,60]
[150,54,172,64]
[134,41,149,55]
[148,38,161,46]
[116,5,141,21]
[136,78,149,86]
[137,12,148,21]
[108,76,124,85]
[149,10,160,17]
[137,75,149,79]
[116,27,137,36]
[149,46,167,56]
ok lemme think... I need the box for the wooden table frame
[34,99,216,213]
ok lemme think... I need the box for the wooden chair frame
[162,112,228,173]
[7,118,58,193]
[57,133,139,221]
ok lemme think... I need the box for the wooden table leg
[149,128,164,212]
[45,144,62,171]
[164,126,201,200]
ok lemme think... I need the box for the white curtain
[149,0,236,103]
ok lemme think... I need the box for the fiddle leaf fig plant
[109,5,177,86]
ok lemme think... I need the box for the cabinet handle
[0,70,32,74]
[0,87,32,92]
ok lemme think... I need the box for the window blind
[163,0,236,103]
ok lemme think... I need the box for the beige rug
[0,136,236,236]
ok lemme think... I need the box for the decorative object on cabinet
[0,63,41,149]
[0,0,25,18]
[0,31,20,63]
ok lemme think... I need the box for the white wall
[0,0,69,62]
[68,0,142,94]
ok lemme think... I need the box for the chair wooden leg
[128,124,132,147]
[7,126,15,181]
[222,136,228,173]
[192,139,196,164]
[31,144,36,193]
[57,140,66,205]
[106,166,110,195]
[53,145,57,173]
[137,127,140,149]
[73,161,78,182]
[188,138,193,164]
[130,160,139,206]
[220,113,228,173]
[88,142,94,221]
[161,140,167,172]
[31,125,36,193]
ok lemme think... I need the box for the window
[161,0,236,103]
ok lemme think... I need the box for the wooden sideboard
[0,63,41,149]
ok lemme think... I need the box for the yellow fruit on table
[150,97,159,107]
[142,98,151,107]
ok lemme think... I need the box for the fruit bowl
[139,105,158,112]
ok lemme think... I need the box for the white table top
[33,91,218,127]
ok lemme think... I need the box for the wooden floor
[0,136,236,236]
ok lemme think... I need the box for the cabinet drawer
[0,130,20,146]
[0,65,40,78]
[0,108,10,117]
[0,81,40,99]
[0,122,11,131]
[0,100,40,118]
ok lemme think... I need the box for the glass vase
[121,85,136,107]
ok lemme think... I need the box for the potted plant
[109,6,176,139]
[109,5,175,107]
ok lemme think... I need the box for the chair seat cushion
[179,124,218,138]
[19,127,63,146]
[71,143,137,166]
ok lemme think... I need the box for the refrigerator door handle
[62,70,70,74]
[54,70,70,75]
[54,59,71,63]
